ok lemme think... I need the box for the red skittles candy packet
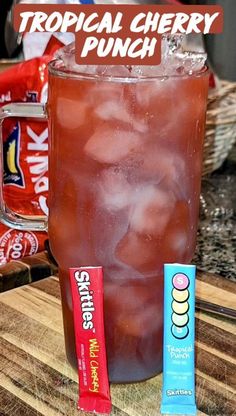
[70,267,112,414]
[0,56,51,265]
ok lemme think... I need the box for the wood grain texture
[0,278,235,416]
[196,270,236,318]
[196,271,236,305]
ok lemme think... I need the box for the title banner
[14,4,223,65]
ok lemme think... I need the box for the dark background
[0,0,13,58]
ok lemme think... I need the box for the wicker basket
[203,81,236,175]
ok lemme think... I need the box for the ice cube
[104,281,161,337]
[90,82,124,104]
[121,36,184,79]
[135,79,163,108]
[131,36,206,80]
[132,118,148,134]
[131,65,165,78]
[115,230,160,273]
[140,146,185,184]
[96,65,133,78]
[104,282,152,312]
[166,230,188,255]
[130,185,175,236]
[55,42,97,75]
[98,168,134,211]
[84,126,142,164]
[162,34,185,57]
[57,44,133,77]
[117,304,161,337]
[172,51,207,75]
[161,35,206,76]
[160,200,191,263]
[57,97,87,129]
[95,98,148,134]
[57,36,206,79]
[95,101,131,123]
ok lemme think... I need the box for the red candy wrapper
[69,267,112,415]
[0,56,51,264]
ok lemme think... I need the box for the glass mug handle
[0,103,48,231]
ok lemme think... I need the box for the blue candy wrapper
[161,264,197,416]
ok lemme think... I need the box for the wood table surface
[0,276,235,416]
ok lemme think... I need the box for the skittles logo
[171,273,190,340]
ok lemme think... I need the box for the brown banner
[14,4,223,65]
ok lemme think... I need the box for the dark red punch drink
[48,42,209,383]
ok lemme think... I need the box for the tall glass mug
[0,51,209,383]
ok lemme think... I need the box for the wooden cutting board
[0,275,235,416]
[196,270,236,318]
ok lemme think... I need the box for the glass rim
[48,59,209,83]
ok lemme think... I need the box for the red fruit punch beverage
[47,40,209,383]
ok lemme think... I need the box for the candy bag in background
[0,56,51,265]
[16,0,74,60]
